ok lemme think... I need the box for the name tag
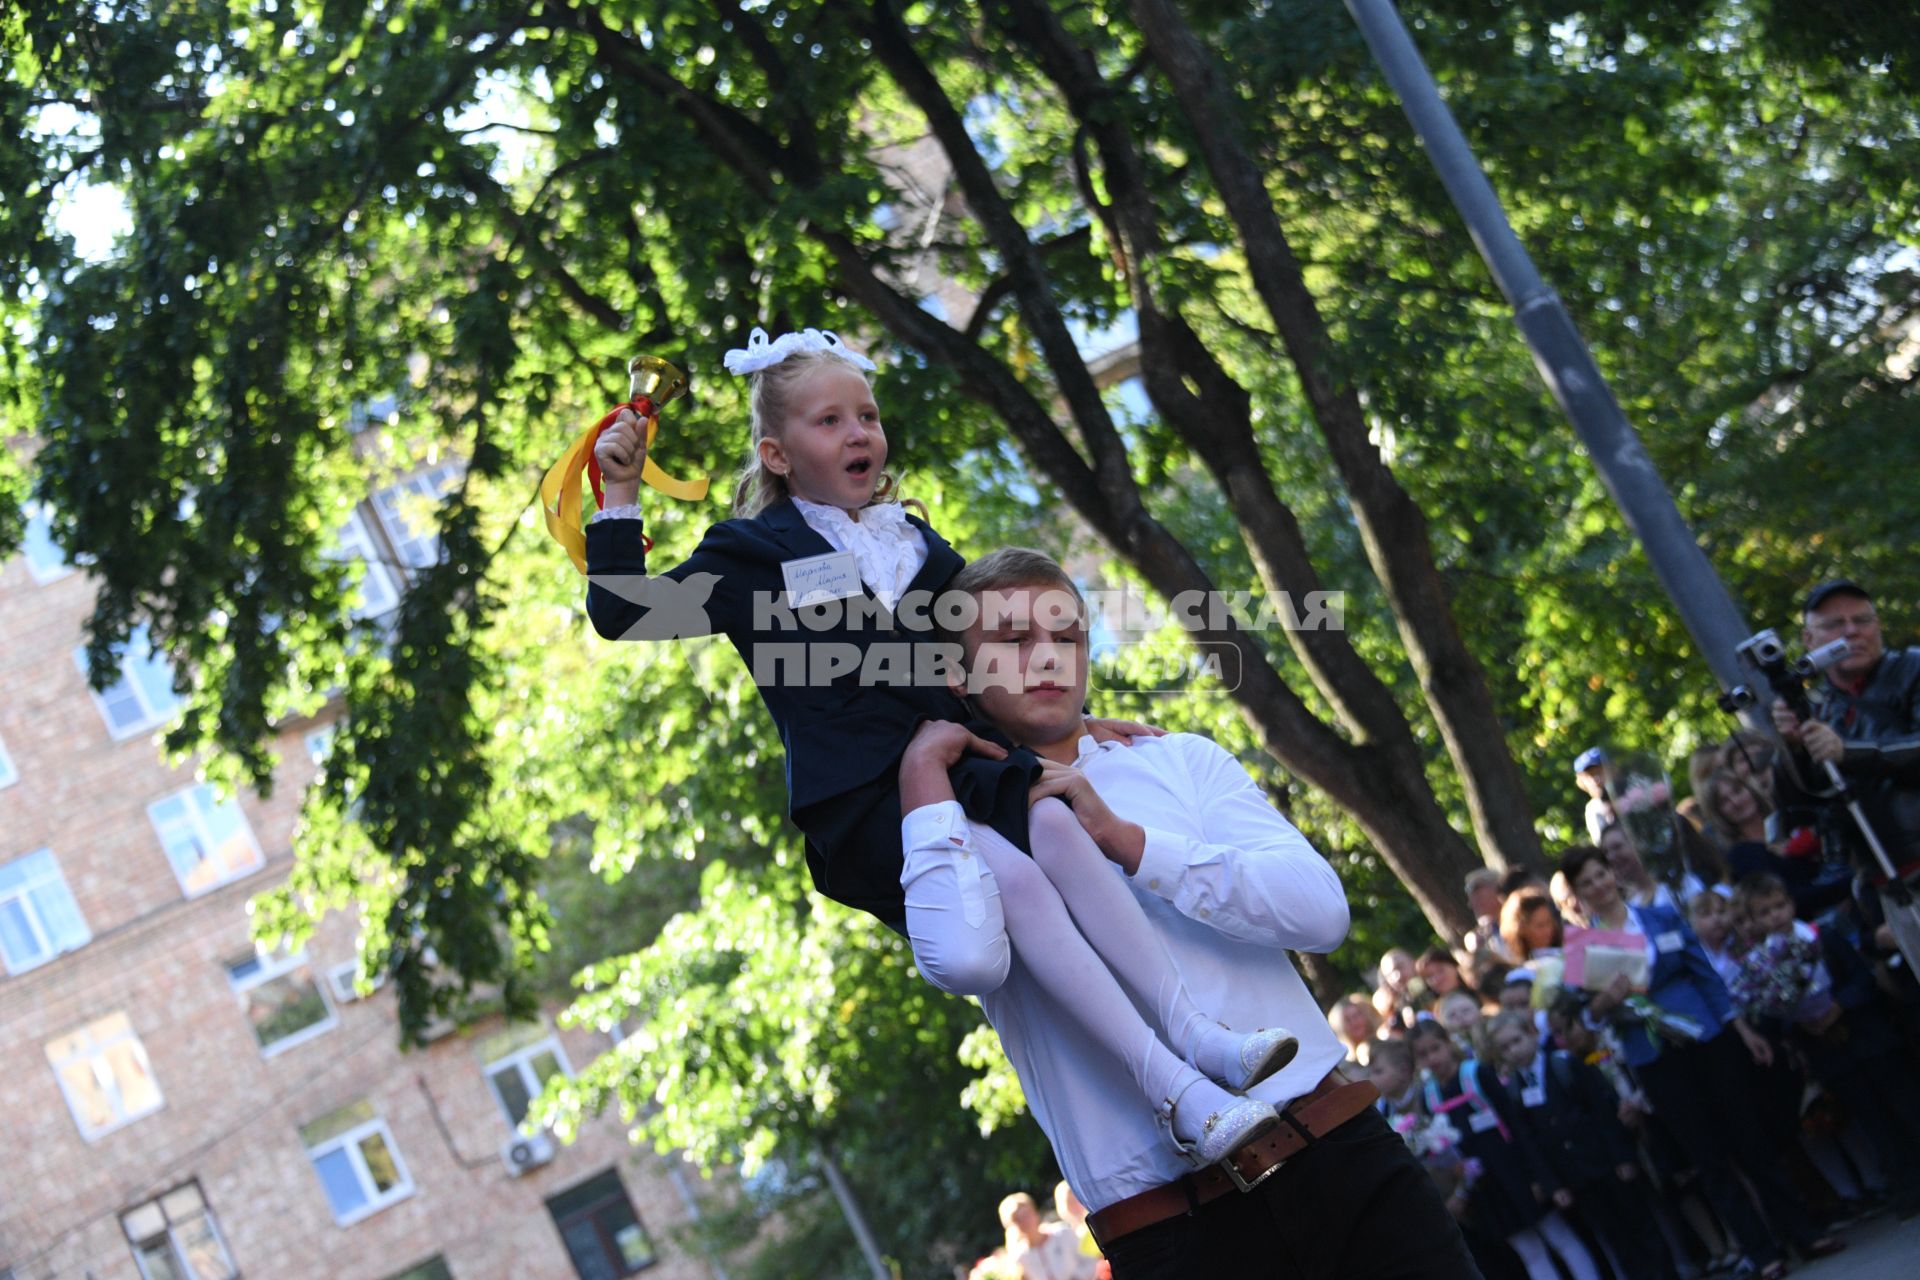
[1655,931,1684,954]
[781,551,863,607]
[1522,1085,1547,1109]
[1468,1110,1500,1133]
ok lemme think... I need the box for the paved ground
[1795,1209,1917,1279]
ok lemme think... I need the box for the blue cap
[1573,747,1607,773]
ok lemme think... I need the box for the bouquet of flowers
[1621,994,1708,1045]
[1392,1113,1485,1198]
[1605,755,1683,888]
[1731,926,1834,1025]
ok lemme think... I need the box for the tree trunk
[1127,0,1546,875]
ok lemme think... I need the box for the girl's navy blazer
[584,497,982,926]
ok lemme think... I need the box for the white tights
[1506,1210,1600,1280]
[903,798,1237,1130]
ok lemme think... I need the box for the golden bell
[629,354,689,408]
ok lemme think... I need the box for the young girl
[1408,1021,1598,1280]
[585,328,1293,1163]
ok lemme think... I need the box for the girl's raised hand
[594,407,652,486]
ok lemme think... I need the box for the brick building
[0,489,722,1280]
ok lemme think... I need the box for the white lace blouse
[592,496,929,611]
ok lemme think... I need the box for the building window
[299,1099,415,1225]
[371,462,464,570]
[47,1011,164,1140]
[226,948,337,1056]
[121,1181,237,1280]
[480,1024,572,1131]
[0,731,17,788]
[547,1169,656,1278]
[330,507,402,618]
[382,1258,453,1280]
[0,847,92,974]
[147,785,265,897]
[21,500,75,583]
[327,959,384,1004]
[75,625,182,739]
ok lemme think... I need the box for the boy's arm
[1125,735,1349,951]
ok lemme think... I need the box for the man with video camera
[1770,579,1920,894]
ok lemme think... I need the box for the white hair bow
[722,326,878,375]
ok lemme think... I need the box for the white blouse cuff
[589,504,644,524]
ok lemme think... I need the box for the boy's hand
[1085,715,1167,746]
[595,407,652,506]
[1028,759,1146,873]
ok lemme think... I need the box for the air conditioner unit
[502,1132,557,1177]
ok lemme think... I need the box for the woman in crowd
[1498,889,1565,1010]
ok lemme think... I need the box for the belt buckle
[1222,1148,1283,1193]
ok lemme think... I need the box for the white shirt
[902,733,1351,1212]
[592,496,929,612]
[789,496,927,611]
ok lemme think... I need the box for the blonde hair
[730,347,906,517]
[997,1192,1038,1255]
[1697,768,1772,843]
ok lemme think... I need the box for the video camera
[1718,629,1851,722]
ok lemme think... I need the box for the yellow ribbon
[542,357,708,574]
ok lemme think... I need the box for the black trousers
[1635,1029,1816,1267]
[1103,1108,1484,1280]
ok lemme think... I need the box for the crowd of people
[965,1183,1108,1280]
[1323,626,1920,1280]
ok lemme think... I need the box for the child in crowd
[1435,990,1487,1057]
[587,328,1292,1163]
[1369,1037,1422,1123]
[1732,873,1920,1217]
[1497,970,1537,1017]
[1489,1011,1678,1280]
[1327,993,1384,1065]
[1408,1021,1599,1280]
[1418,945,1471,1006]
[1688,888,1744,989]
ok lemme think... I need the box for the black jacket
[1515,1050,1637,1188]
[1778,647,1920,869]
[585,499,1010,925]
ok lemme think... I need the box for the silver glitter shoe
[1222,1027,1299,1091]
[1187,1097,1282,1165]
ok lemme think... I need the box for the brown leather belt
[1084,1069,1380,1252]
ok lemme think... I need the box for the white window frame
[483,1033,573,1133]
[47,1012,165,1141]
[21,500,75,583]
[121,1181,238,1280]
[0,731,17,788]
[326,959,385,1004]
[303,1108,415,1226]
[329,507,402,618]
[146,785,266,898]
[75,626,182,740]
[371,462,464,570]
[226,947,338,1057]
[0,847,92,974]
